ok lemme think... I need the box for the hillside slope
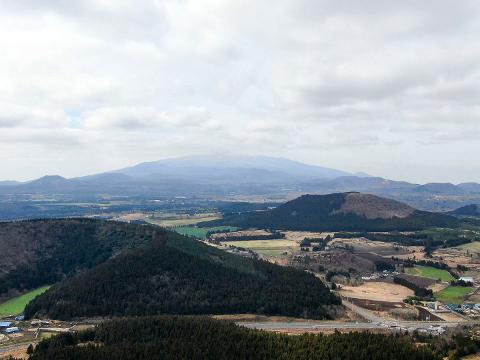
[23,220,339,320]
[0,219,158,301]
[209,192,460,231]
[448,204,480,217]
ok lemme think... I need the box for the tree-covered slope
[208,193,460,231]
[29,316,440,360]
[24,223,339,320]
[0,219,159,301]
[448,204,480,217]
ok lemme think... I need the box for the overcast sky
[0,0,479,183]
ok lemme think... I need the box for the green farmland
[223,239,298,258]
[0,286,51,317]
[435,286,473,304]
[405,266,454,282]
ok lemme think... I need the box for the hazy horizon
[1,1,479,183]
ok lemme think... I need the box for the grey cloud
[0,0,479,182]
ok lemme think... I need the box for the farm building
[4,326,21,334]
[0,321,13,329]
[459,277,474,284]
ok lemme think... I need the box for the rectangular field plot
[223,239,298,257]
[435,286,473,304]
[405,266,454,282]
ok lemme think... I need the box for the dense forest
[28,316,441,360]
[0,219,159,300]
[205,193,460,231]
[25,223,339,320]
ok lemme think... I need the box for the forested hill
[29,316,440,360]
[24,221,339,320]
[448,204,480,217]
[208,192,460,231]
[0,219,160,301]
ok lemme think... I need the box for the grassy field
[405,266,454,282]
[435,286,473,304]
[458,241,480,253]
[147,213,222,227]
[171,226,238,239]
[223,239,298,257]
[0,286,51,316]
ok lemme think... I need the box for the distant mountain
[0,155,354,197]
[23,219,338,320]
[415,183,465,195]
[0,180,20,186]
[10,175,73,193]
[207,192,460,231]
[1,155,480,212]
[448,204,480,217]
[458,183,480,193]
[305,176,417,193]
[112,154,352,181]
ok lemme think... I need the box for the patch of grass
[223,240,298,258]
[458,241,480,253]
[435,286,473,304]
[254,249,290,257]
[0,286,51,316]
[405,266,454,282]
[170,226,238,239]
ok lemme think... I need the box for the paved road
[238,298,468,332]
[238,320,462,332]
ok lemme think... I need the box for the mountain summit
[112,154,353,180]
[209,192,459,231]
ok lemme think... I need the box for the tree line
[27,316,442,360]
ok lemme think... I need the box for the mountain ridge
[0,155,479,211]
[206,192,460,231]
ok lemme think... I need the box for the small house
[4,327,21,334]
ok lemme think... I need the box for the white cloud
[82,106,214,130]
[0,0,479,182]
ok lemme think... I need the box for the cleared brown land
[428,282,449,293]
[391,246,427,261]
[333,193,415,219]
[340,281,414,302]
[433,247,480,273]
[435,311,469,322]
[0,344,30,359]
[330,238,410,256]
[349,298,408,311]
[283,231,334,242]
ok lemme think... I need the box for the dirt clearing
[340,281,413,302]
